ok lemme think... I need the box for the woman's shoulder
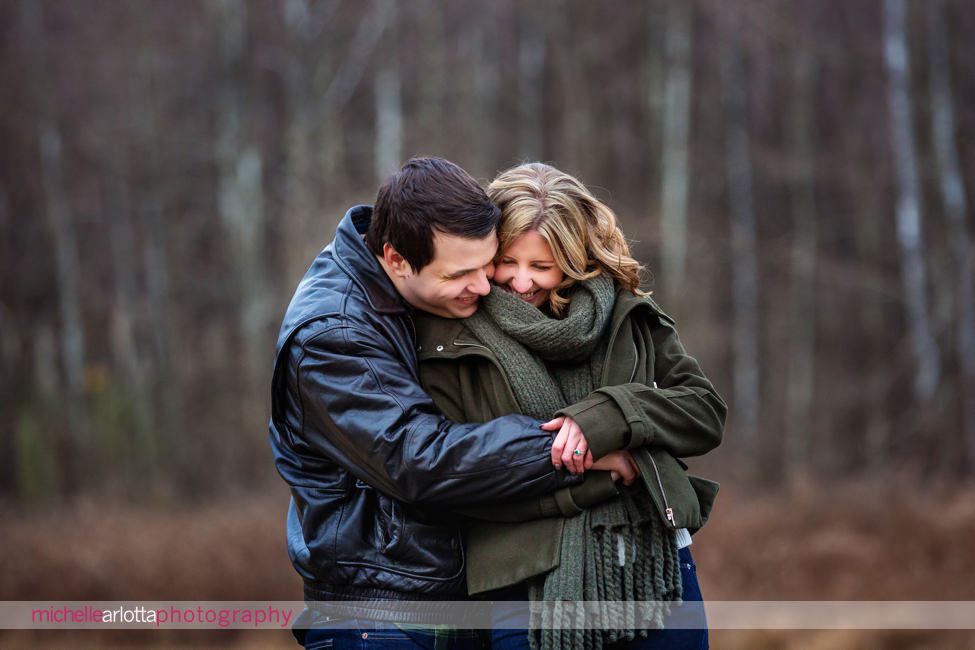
[612,287,676,326]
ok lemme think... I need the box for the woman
[415,163,726,649]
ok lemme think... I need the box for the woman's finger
[569,420,589,474]
[540,416,565,431]
[560,420,578,472]
[570,433,588,474]
[561,420,585,473]
[550,422,569,469]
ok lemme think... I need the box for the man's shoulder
[286,285,387,351]
[277,251,380,352]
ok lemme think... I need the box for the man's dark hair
[365,157,501,272]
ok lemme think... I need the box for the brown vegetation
[3,482,975,647]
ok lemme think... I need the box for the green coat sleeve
[556,305,727,460]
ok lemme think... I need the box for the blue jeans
[490,546,708,650]
[300,618,484,649]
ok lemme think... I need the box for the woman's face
[493,230,565,309]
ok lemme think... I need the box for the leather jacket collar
[332,205,408,315]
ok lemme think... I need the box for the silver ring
[573,449,582,456]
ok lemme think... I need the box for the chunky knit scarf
[466,275,682,650]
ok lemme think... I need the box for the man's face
[394,230,498,318]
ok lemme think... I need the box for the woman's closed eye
[498,258,553,271]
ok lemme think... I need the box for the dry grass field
[3,480,975,648]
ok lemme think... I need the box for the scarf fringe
[527,491,682,650]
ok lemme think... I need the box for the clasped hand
[541,416,640,486]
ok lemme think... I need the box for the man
[270,158,623,647]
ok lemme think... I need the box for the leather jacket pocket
[376,495,465,581]
[346,488,463,583]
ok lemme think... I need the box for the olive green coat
[415,289,726,595]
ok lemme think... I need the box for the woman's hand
[592,450,640,486]
[541,416,593,474]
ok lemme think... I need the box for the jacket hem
[303,582,471,624]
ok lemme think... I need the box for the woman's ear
[383,243,413,278]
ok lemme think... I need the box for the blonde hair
[487,162,647,316]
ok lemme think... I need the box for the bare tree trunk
[132,2,182,486]
[417,0,446,155]
[463,7,501,172]
[645,0,666,206]
[784,33,818,474]
[883,0,940,404]
[843,119,893,469]
[319,4,388,112]
[517,3,546,160]
[21,0,88,493]
[319,2,388,199]
[551,1,587,173]
[373,0,402,182]
[659,0,694,303]
[107,145,154,477]
[212,0,270,395]
[281,0,337,285]
[719,11,760,465]
[925,0,975,472]
[281,79,319,285]
[281,0,385,279]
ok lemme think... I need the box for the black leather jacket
[269,206,579,607]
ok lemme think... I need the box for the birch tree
[132,2,181,479]
[281,0,335,286]
[212,0,270,394]
[925,0,975,471]
[784,15,818,473]
[719,8,760,463]
[21,0,89,491]
[106,139,154,476]
[883,0,940,403]
[416,0,447,155]
[517,3,546,160]
[373,0,402,182]
[659,0,694,302]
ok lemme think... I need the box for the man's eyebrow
[442,267,477,279]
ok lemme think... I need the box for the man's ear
[383,243,413,278]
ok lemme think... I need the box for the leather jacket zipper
[647,452,676,527]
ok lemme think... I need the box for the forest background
[2,0,975,647]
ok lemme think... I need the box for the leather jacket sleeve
[290,320,580,507]
[556,308,727,460]
[455,470,620,522]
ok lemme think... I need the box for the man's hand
[541,416,593,474]
[592,450,640,486]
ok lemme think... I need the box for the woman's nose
[511,273,533,293]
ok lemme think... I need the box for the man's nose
[484,261,496,280]
[470,269,491,296]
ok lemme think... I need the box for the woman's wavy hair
[487,162,647,316]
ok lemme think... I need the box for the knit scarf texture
[466,275,682,650]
